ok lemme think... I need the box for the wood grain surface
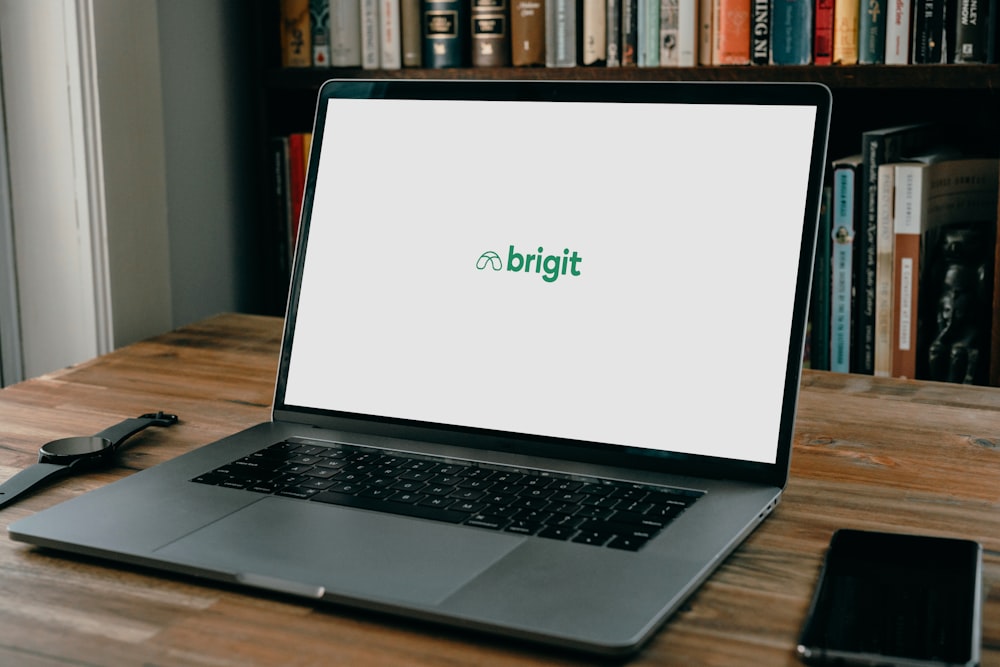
[1,313,999,666]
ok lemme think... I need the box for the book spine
[401,0,423,65]
[884,0,911,62]
[814,0,834,63]
[832,0,859,63]
[361,0,381,67]
[623,0,640,64]
[891,164,928,380]
[639,0,661,65]
[512,0,546,64]
[751,0,770,63]
[713,0,751,63]
[310,0,332,65]
[831,165,856,373]
[952,0,988,61]
[270,137,293,281]
[660,0,680,65]
[607,0,623,64]
[546,0,578,65]
[381,0,403,68]
[873,163,896,377]
[330,0,363,65]
[911,0,946,62]
[770,0,813,63]
[280,0,313,67]
[811,185,833,371]
[677,0,698,63]
[423,0,469,67]
[472,0,512,65]
[583,0,608,65]
[287,133,308,250]
[858,0,887,62]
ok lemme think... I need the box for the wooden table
[1,313,999,666]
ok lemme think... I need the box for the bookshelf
[248,3,1000,383]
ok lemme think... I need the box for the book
[856,123,940,376]
[330,0,363,65]
[380,0,403,68]
[831,155,863,374]
[770,0,812,63]
[884,0,911,62]
[280,0,312,67]
[639,0,661,65]
[712,0,751,63]
[874,163,896,377]
[751,0,770,63]
[698,0,714,63]
[583,0,608,65]
[832,0,859,63]
[270,137,293,282]
[661,0,680,65]
[814,0,835,63]
[951,0,994,62]
[916,158,999,384]
[423,0,469,67]
[811,185,833,371]
[310,0,331,65]
[676,0,699,64]
[607,0,623,64]
[511,0,546,65]
[624,0,641,63]
[546,0,578,65]
[361,0,380,67]
[858,0,887,62]
[401,0,423,65]
[287,133,310,251]
[911,0,946,62]
[472,0,512,65]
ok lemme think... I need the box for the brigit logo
[475,246,583,283]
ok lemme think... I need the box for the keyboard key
[572,531,614,546]
[607,535,649,551]
[505,520,542,535]
[465,514,508,530]
[538,526,576,541]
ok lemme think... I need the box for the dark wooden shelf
[264,64,1000,92]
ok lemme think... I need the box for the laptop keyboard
[191,439,703,552]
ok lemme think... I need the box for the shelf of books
[257,0,1000,387]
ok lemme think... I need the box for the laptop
[10,79,831,656]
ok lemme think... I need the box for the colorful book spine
[858,0,887,62]
[511,0,546,65]
[638,0,661,65]
[891,162,927,379]
[712,0,751,63]
[380,0,403,68]
[873,163,896,377]
[831,157,860,373]
[951,0,993,61]
[310,0,331,66]
[280,0,313,67]
[813,0,834,63]
[623,0,640,64]
[423,0,469,66]
[770,0,812,63]
[832,0,859,63]
[660,0,680,65]
[698,0,714,63]
[911,0,946,62]
[472,0,512,65]
[607,0,623,65]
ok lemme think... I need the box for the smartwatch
[0,411,178,509]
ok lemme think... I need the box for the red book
[287,133,309,248]
[813,0,834,64]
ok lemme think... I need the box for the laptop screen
[278,80,829,469]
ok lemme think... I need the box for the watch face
[40,436,113,460]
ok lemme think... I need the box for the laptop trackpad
[154,496,523,606]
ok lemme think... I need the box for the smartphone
[797,529,982,666]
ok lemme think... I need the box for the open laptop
[10,79,831,656]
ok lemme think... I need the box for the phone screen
[797,529,982,666]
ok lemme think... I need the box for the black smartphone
[797,529,982,666]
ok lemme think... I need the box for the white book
[361,0,380,68]
[660,0,679,65]
[884,0,911,63]
[873,162,895,377]
[583,0,608,65]
[329,0,362,66]
[677,0,697,64]
[380,0,402,68]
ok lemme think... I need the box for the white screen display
[283,96,818,464]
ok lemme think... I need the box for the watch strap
[93,412,178,450]
[0,463,71,509]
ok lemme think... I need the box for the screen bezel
[272,78,832,488]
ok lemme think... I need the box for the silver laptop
[10,79,831,656]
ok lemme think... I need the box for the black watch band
[0,411,178,510]
[0,463,73,509]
